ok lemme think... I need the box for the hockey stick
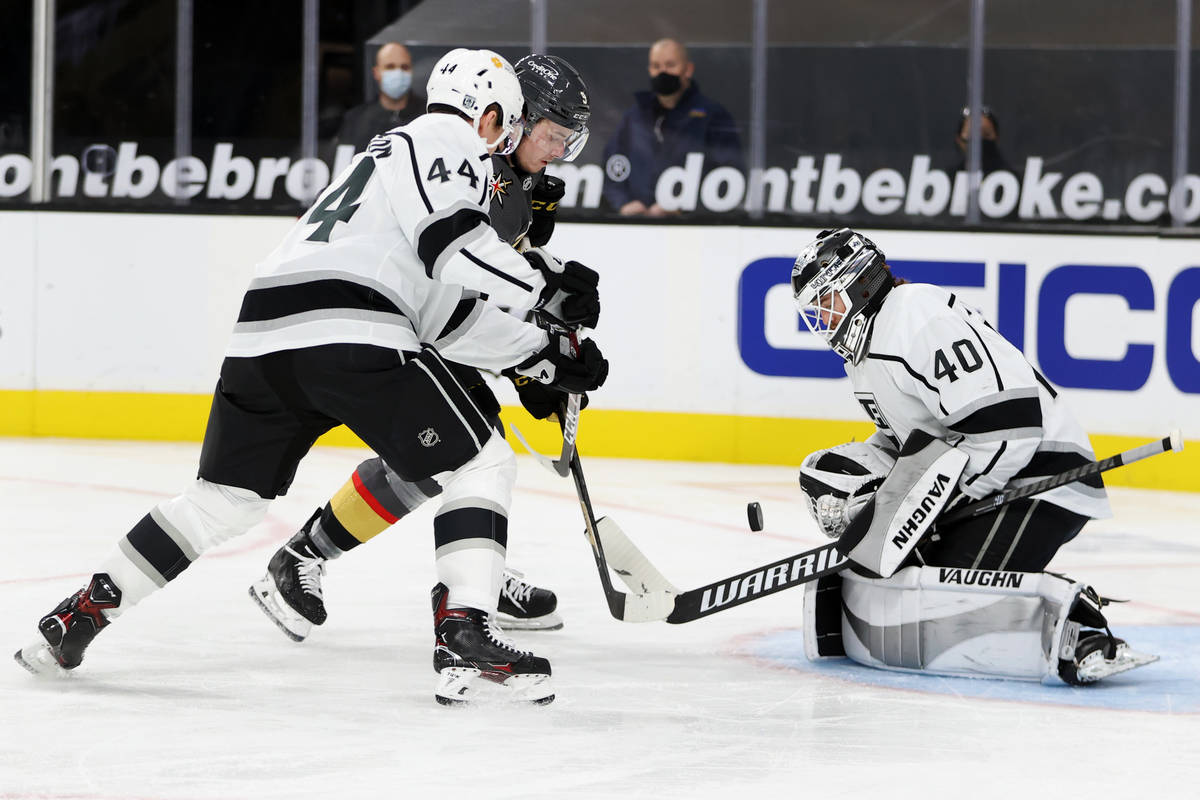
[508,393,581,478]
[599,430,1184,625]
[565,450,676,622]
[936,429,1184,526]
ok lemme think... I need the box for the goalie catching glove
[799,441,896,538]
[525,247,601,330]
[505,332,608,394]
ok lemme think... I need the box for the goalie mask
[427,48,525,155]
[792,228,893,364]
[515,54,591,162]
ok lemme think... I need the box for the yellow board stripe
[0,389,1194,492]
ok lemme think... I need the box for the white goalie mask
[791,228,893,364]
[426,48,525,155]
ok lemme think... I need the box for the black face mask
[650,72,682,96]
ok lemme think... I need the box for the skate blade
[13,641,70,678]
[493,610,564,632]
[434,667,555,706]
[1076,645,1159,683]
[248,577,312,643]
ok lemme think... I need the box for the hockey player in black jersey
[791,228,1156,685]
[15,49,608,706]
[250,54,595,642]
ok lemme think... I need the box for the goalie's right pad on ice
[835,430,968,578]
[802,565,1158,684]
[799,441,896,538]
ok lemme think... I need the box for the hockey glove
[525,247,601,330]
[510,373,589,420]
[527,174,565,248]
[505,333,608,394]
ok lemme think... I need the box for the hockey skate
[431,582,554,706]
[14,573,121,676]
[1057,585,1158,685]
[496,568,562,631]
[249,511,327,642]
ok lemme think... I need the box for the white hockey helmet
[426,48,524,155]
[791,228,894,364]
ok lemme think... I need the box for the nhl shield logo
[418,427,441,447]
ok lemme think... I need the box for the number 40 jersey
[225,113,551,374]
[846,282,1111,521]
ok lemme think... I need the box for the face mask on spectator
[380,69,412,99]
[650,72,682,96]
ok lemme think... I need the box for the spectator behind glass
[602,38,744,216]
[334,42,426,154]
[952,105,1014,175]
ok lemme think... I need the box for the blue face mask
[380,68,412,100]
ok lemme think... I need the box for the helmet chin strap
[476,115,521,155]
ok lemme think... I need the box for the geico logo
[738,258,1200,394]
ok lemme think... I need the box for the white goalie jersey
[225,113,549,372]
[846,283,1110,520]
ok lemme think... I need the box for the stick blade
[1169,429,1184,452]
[611,588,677,623]
[596,517,679,594]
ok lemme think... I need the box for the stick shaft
[938,432,1179,526]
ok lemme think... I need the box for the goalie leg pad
[802,573,846,660]
[839,566,1086,681]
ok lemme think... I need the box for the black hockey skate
[14,573,121,676]
[496,568,563,631]
[249,510,327,642]
[432,582,554,706]
[1057,585,1157,685]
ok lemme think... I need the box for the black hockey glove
[524,248,601,330]
[527,174,566,248]
[510,373,589,420]
[505,333,608,394]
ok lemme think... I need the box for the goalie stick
[935,429,1184,526]
[598,429,1185,624]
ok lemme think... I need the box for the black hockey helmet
[514,53,590,161]
[791,228,893,364]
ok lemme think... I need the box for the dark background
[1,0,1195,229]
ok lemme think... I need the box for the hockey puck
[746,502,764,532]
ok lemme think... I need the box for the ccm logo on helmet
[737,258,1200,394]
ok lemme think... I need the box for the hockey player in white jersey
[791,227,1155,685]
[249,54,595,642]
[14,49,608,706]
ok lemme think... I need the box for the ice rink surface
[1,437,1197,800]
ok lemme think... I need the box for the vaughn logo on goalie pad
[891,471,954,549]
[937,568,1026,589]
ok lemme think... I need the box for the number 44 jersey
[846,282,1110,521]
[225,113,550,374]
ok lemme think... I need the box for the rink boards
[0,211,1196,490]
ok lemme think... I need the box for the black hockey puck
[746,502,764,532]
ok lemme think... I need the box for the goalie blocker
[835,430,968,578]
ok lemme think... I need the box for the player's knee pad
[157,478,270,553]
[435,431,517,512]
[804,565,1095,682]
